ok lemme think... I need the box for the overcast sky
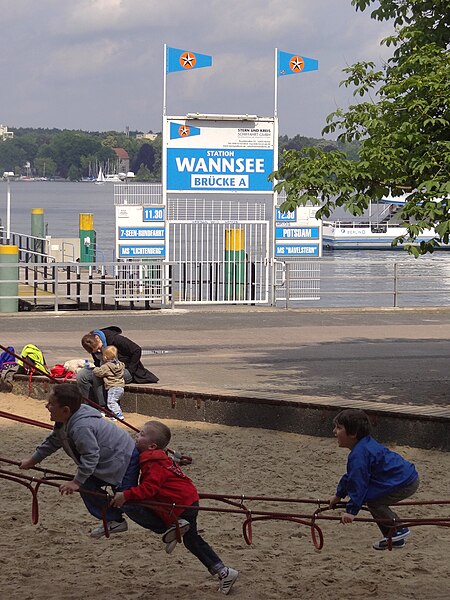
[0,0,393,138]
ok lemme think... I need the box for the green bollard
[225,229,246,301]
[79,213,96,263]
[31,208,45,262]
[0,245,19,312]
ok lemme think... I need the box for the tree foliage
[270,0,450,255]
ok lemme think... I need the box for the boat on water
[95,167,106,185]
[322,194,450,250]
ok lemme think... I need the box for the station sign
[119,227,165,240]
[143,207,165,221]
[275,208,296,222]
[165,118,274,193]
[275,226,320,240]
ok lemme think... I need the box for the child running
[112,420,239,595]
[92,345,125,421]
[329,408,419,550]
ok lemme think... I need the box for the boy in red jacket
[112,421,239,595]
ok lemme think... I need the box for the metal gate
[168,220,269,303]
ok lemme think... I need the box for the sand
[0,392,449,600]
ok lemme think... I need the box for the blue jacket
[336,435,418,515]
[32,404,135,485]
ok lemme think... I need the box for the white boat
[322,195,449,250]
[95,167,106,185]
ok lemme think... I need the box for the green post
[0,245,19,312]
[79,213,96,263]
[225,229,246,301]
[31,208,45,262]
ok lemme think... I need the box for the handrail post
[54,265,59,312]
[393,262,398,307]
[285,262,290,309]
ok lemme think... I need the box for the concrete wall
[9,376,449,451]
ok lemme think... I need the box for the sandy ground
[1,392,449,600]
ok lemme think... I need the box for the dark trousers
[79,448,140,522]
[367,477,420,536]
[124,501,225,575]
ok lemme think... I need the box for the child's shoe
[373,527,410,550]
[162,518,190,553]
[218,567,239,595]
[90,519,128,539]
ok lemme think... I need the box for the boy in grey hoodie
[19,383,138,538]
[93,345,125,420]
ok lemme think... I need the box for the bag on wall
[18,344,50,376]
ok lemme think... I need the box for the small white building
[0,125,13,141]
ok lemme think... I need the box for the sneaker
[218,567,239,595]
[90,519,128,539]
[165,539,178,554]
[161,519,190,544]
[109,416,117,422]
[373,538,406,550]
[372,527,410,550]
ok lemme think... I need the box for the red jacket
[123,448,199,526]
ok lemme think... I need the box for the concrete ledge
[9,376,450,451]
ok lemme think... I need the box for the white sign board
[165,117,274,193]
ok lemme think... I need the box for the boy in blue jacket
[329,409,419,550]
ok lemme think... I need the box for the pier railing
[0,257,449,311]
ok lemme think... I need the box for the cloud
[0,0,396,136]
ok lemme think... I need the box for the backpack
[49,363,75,381]
[18,344,50,376]
[0,346,17,371]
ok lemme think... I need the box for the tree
[135,164,152,181]
[131,143,155,174]
[271,0,450,255]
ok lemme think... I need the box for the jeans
[79,447,140,522]
[124,501,225,575]
[367,477,420,536]
[77,367,132,408]
[107,387,124,418]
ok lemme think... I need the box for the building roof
[113,147,129,159]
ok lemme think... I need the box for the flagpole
[272,48,279,306]
[274,47,278,119]
[163,43,167,116]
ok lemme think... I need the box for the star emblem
[178,125,190,137]
[289,56,305,72]
[180,52,197,69]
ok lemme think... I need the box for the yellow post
[0,245,19,312]
[79,213,96,262]
[225,228,246,301]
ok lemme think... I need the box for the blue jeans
[107,387,124,418]
[79,448,140,522]
[77,367,132,408]
[124,501,224,575]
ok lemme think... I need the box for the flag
[166,47,212,73]
[277,50,318,77]
[170,122,201,140]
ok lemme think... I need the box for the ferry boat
[322,195,449,250]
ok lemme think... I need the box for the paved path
[1,306,450,417]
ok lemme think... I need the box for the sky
[0,0,393,138]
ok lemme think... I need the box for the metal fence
[1,257,450,312]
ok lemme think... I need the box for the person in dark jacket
[77,326,158,409]
[328,408,419,551]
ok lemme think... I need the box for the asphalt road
[1,306,450,408]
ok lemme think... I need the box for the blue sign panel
[275,227,320,240]
[275,244,320,257]
[167,148,273,192]
[276,208,296,222]
[119,227,165,240]
[119,245,166,258]
[143,207,165,221]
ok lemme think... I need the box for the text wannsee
[175,156,265,173]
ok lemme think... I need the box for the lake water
[1,180,449,308]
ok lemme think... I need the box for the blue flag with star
[277,50,318,77]
[166,47,212,73]
[170,122,201,140]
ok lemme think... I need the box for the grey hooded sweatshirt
[32,404,134,485]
